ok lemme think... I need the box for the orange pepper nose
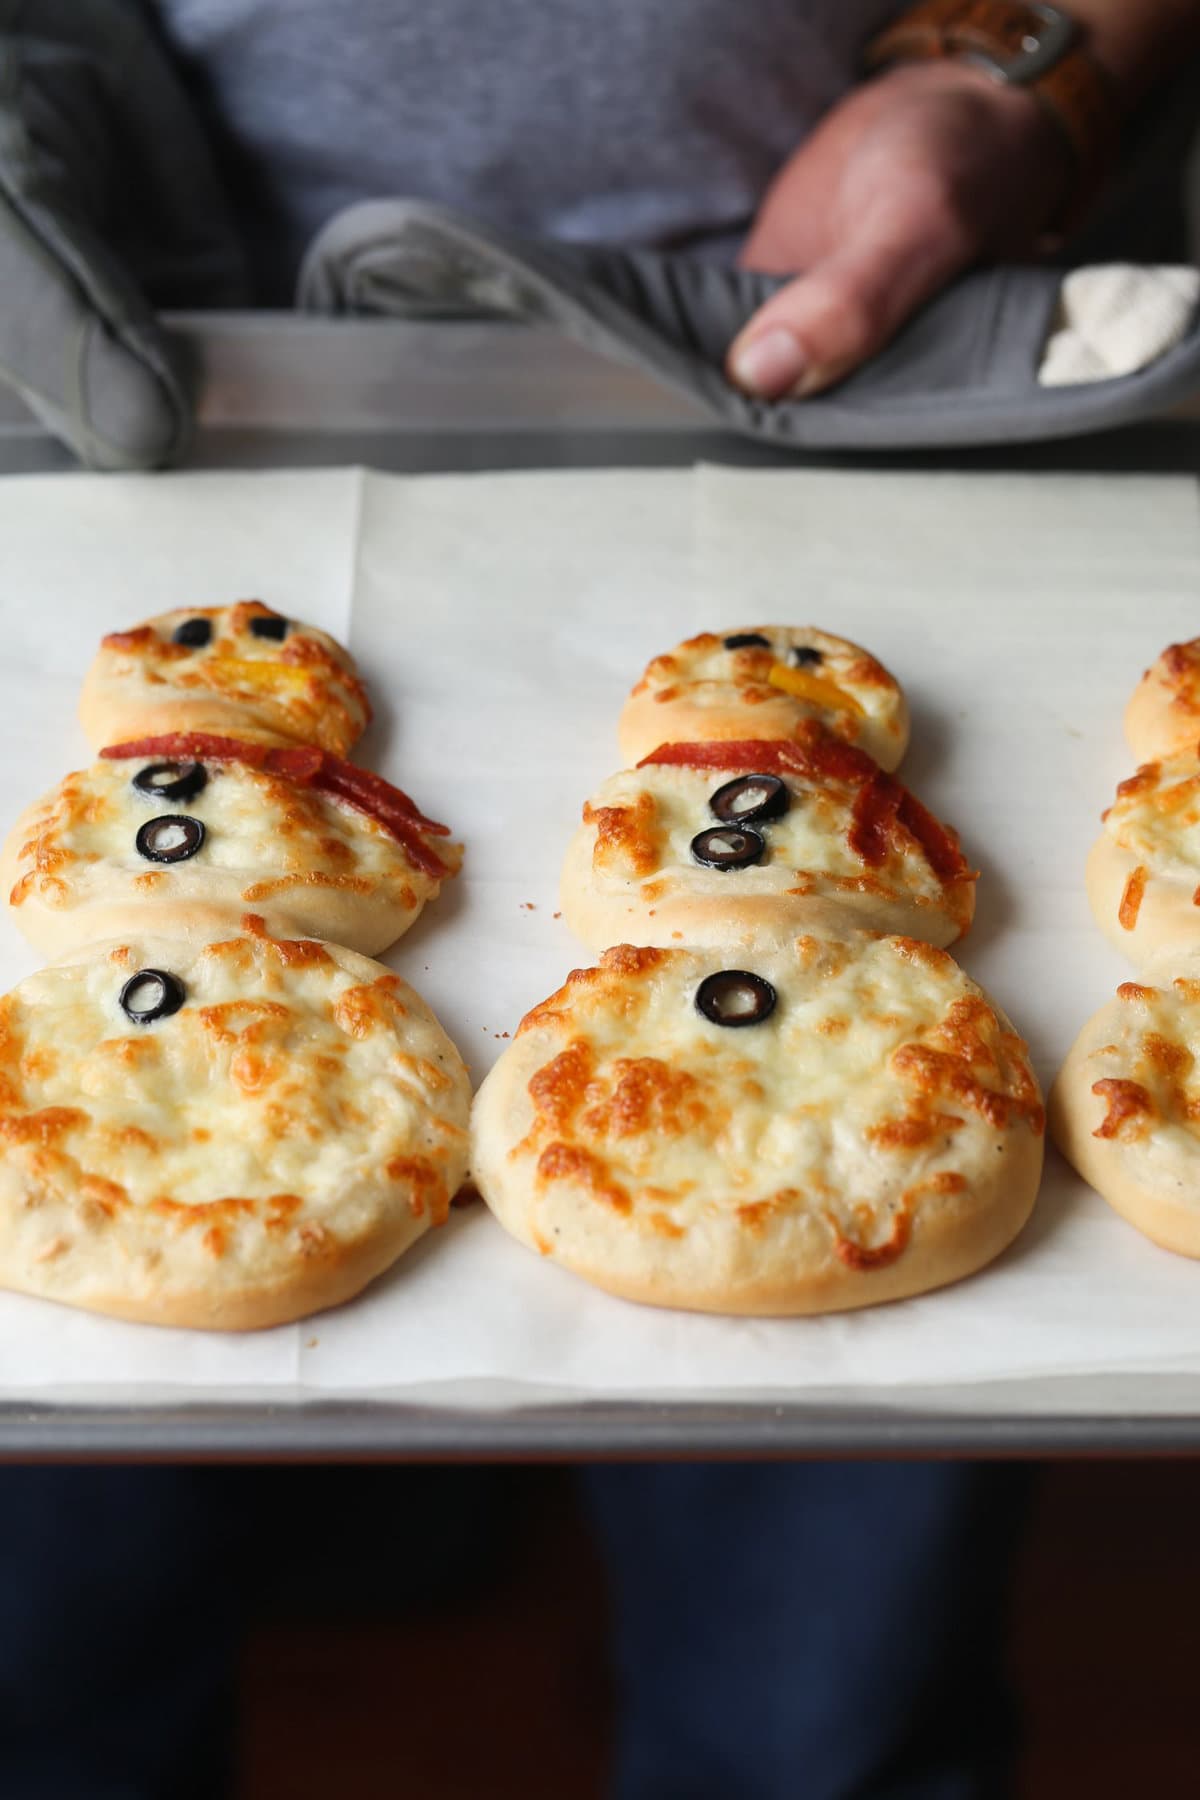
[767,664,864,717]
[192,656,312,695]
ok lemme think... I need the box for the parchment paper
[2,462,1200,1402]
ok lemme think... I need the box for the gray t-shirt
[152,1,899,300]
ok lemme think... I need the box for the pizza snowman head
[0,925,471,1329]
[1052,975,1200,1259]
[79,600,371,757]
[1,734,460,960]
[561,731,974,952]
[1125,638,1200,766]
[471,936,1044,1315]
[618,627,909,771]
[1086,752,1200,972]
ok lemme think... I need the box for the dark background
[230,1460,1199,1798]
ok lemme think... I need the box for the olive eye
[249,614,289,641]
[132,762,207,804]
[690,826,765,870]
[709,774,789,826]
[172,618,212,648]
[135,816,206,864]
[119,968,186,1025]
[723,632,770,650]
[790,645,823,667]
[695,970,777,1028]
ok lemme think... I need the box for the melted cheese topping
[7,757,459,920]
[631,627,899,726]
[1157,640,1200,715]
[508,938,1041,1255]
[1080,979,1200,1155]
[578,762,973,925]
[93,603,370,755]
[1103,755,1200,880]
[0,930,470,1225]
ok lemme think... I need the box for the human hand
[726,61,1073,400]
[0,1,245,468]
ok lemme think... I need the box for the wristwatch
[863,1,1118,218]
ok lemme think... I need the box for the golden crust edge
[1050,1011,1200,1261]
[1086,832,1200,976]
[558,821,968,954]
[77,678,364,759]
[471,1017,1043,1317]
[3,881,426,963]
[0,1208,437,1332]
[1124,668,1200,766]
[475,1126,1042,1317]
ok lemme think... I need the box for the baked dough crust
[79,602,370,756]
[1085,754,1200,972]
[472,937,1044,1315]
[617,627,909,771]
[2,752,459,959]
[0,925,471,1328]
[1087,837,1198,973]
[560,742,975,953]
[1051,976,1200,1258]
[1125,639,1200,765]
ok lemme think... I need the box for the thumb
[726,212,973,401]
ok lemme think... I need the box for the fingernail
[729,327,806,398]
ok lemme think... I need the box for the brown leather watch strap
[864,1,1118,194]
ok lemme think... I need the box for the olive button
[695,971,777,1028]
[172,617,212,648]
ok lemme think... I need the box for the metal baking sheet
[2,315,1200,1457]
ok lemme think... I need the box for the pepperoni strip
[105,732,312,774]
[641,733,972,883]
[849,773,969,883]
[847,771,903,868]
[101,733,453,879]
[639,734,877,784]
[895,791,969,885]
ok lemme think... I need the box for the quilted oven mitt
[299,198,1200,451]
[0,0,246,469]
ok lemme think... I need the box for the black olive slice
[119,968,186,1025]
[172,617,212,648]
[690,826,765,870]
[695,970,777,1028]
[709,774,790,826]
[790,644,824,667]
[249,614,289,641]
[723,632,771,650]
[135,815,206,864]
[132,761,208,804]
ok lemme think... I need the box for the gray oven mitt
[0,0,246,469]
[299,198,1200,451]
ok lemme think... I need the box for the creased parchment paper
[1,462,1199,1405]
